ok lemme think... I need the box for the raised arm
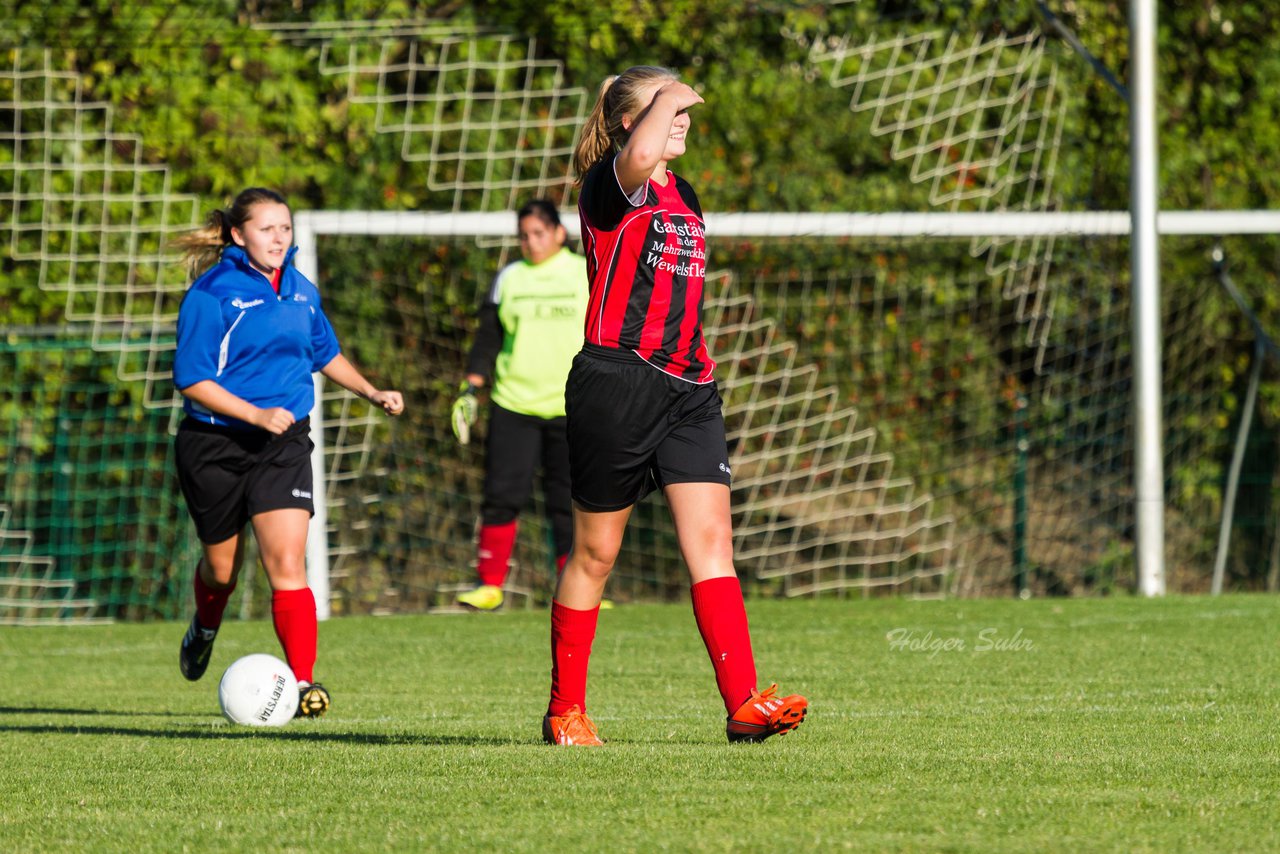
[614,81,704,195]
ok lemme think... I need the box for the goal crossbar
[296,209,1280,239]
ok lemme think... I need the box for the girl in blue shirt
[172,187,403,718]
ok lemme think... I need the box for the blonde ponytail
[172,210,233,280]
[573,76,619,182]
[572,65,679,184]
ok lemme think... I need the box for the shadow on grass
[0,720,527,746]
[0,705,192,717]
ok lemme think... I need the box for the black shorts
[566,345,732,512]
[174,417,315,544]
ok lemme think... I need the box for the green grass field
[2,596,1278,852]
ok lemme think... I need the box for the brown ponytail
[572,65,679,184]
[173,187,289,279]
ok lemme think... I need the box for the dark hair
[517,199,561,228]
[173,187,289,278]
[573,65,679,183]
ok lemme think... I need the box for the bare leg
[181,529,246,681]
[545,501,631,728]
[199,530,247,588]
[664,482,736,583]
[251,508,317,686]
[666,481,758,714]
[250,508,310,591]
[554,503,633,609]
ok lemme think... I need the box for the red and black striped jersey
[577,153,714,383]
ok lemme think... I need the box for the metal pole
[1211,340,1263,594]
[1130,0,1166,596]
[292,212,331,620]
[1013,393,1030,598]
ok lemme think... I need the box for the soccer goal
[290,209,1280,618]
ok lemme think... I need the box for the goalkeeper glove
[451,382,480,445]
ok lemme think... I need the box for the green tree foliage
[4,0,1280,600]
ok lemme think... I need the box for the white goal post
[295,209,1280,619]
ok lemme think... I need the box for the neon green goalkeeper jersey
[483,248,587,419]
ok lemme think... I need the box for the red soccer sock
[193,567,235,630]
[476,521,518,587]
[691,576,759,714]
[271,587,318,684]
[548,600,600,716]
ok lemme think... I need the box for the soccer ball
[218,654,298,726]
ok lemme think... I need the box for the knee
[705,527,735,562]
[261,552,308,587]
[570,539,620,580]
[200,555,238,587]
[693,518,734,553]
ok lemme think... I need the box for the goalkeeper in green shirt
[452,200,588,610]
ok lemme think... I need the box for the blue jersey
[173,245,341,430]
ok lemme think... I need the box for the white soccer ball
[218,653,298,726]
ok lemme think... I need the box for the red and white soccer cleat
[542,705,604,746]
[726,684,808,742]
